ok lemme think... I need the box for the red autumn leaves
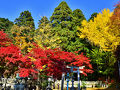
[0,31,93,79]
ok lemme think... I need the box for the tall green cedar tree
[50,1,86,52]
[66,9,87,52]
[14,10,35,29]
[14,10,35,42]
[72,9,86,26]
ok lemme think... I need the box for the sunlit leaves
[14,10,35,29]
[34,24,61,49]
[79,9,115,51]
[10,25,34,54]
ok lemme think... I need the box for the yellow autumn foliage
[34,24,61,49]
[10,25,34,54]
[78,9,120,52]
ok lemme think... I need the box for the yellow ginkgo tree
[78,6,120,83]
[78,9,116,51]
[34,24,61,49]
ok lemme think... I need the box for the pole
[77,67,80,90]
[71,66,74,90]
[66,73,69,90]
[61,73,65,90]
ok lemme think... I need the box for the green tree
[88,12,98,21]
[14,10,35,29]
[50,1,74,51]
[50,1,89,53]
[35,16,61,49]
[66,9,86,52]
[0,18,13,33]
[86,47,115,80]
[38,16,49,29]
[72,9,86,26]
[50,1,73,26]
[34,24,61,49]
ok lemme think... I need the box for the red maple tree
[19,45,93,79]
[0,31,93,79]
[0,31,22,76]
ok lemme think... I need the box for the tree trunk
[114,45,120,83]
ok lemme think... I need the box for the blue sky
[0,0,119,28]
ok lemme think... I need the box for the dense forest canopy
[0,1,120,84]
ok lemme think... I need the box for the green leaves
[50,1,88,52]
[14,10,35,29]
[34,24,61,49]
[0,18,13,33]
[72,9,86,26]
[88,47,116,76]
[50,1,72,26]
[88,12,98,21]
[38,16,49,29]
